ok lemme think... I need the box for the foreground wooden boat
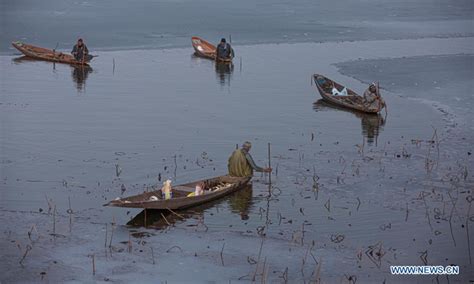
[12,41,93,66]
[191,36,232,63]
[313,74,385,114]
[127,185,253,228]
[104,175,250,210]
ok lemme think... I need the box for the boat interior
[117,176,243,202]
[315,75,364,104]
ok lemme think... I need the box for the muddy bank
[336,54,474,127]
[1,38,473,282]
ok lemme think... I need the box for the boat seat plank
[172,185,195,192]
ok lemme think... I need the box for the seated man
[71,38,92,62]
[228,141,271,177]
[363,83,380,109]
[216,38,234,61]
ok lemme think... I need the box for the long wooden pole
[376,81,382,112]
[268,143,271,184]
[144,208,147,228]
[81,45,85,66]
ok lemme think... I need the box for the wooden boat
[313,74,385,114]
[127,185,253,228]
[191,36,232,63]
[12,41,93,66]
[104,175,250,210]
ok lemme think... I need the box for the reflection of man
[228,141,271,177]
[215,62,234,85]
[361,114,383,145]
[228,185,252,220]
[72,66,92,91]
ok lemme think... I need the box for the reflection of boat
[127,185,253,228]
[12,41,93,66]
[313,74,385,114]
[71,65,93,91]
[215,62,234,86]
[191,37,232,63]
[314,99,385,145]
[12,56,38,64]
[105,175,250,210]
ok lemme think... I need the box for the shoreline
[3,34,474,56]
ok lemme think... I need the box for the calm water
[1,0,473,53]
[1,36,473,282]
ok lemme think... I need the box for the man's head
[369,84,376,93]
[221,38,226,43]
[77,38,83,46]
[242,141,252,152]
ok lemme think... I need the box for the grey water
[1,0,473,53]
[1,0,473,283]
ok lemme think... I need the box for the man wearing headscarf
[228,141,272,177]
[363,83,382,110]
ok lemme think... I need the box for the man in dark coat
[216,38,234,61]
[71,38,92,62]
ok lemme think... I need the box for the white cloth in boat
[332,87,348,96]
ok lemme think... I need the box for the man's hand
[264,167,272,173]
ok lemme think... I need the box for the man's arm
[244,152,264,172]
[84,45,89,54]
[71,45,77,55]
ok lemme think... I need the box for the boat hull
[191,37,232,63]
[105,175,250,210]
[12,41,92,66]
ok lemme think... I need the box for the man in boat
[363,83,382,110]
[216,38,234,61]
[228,141,272,177]
[71,38,92,62]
